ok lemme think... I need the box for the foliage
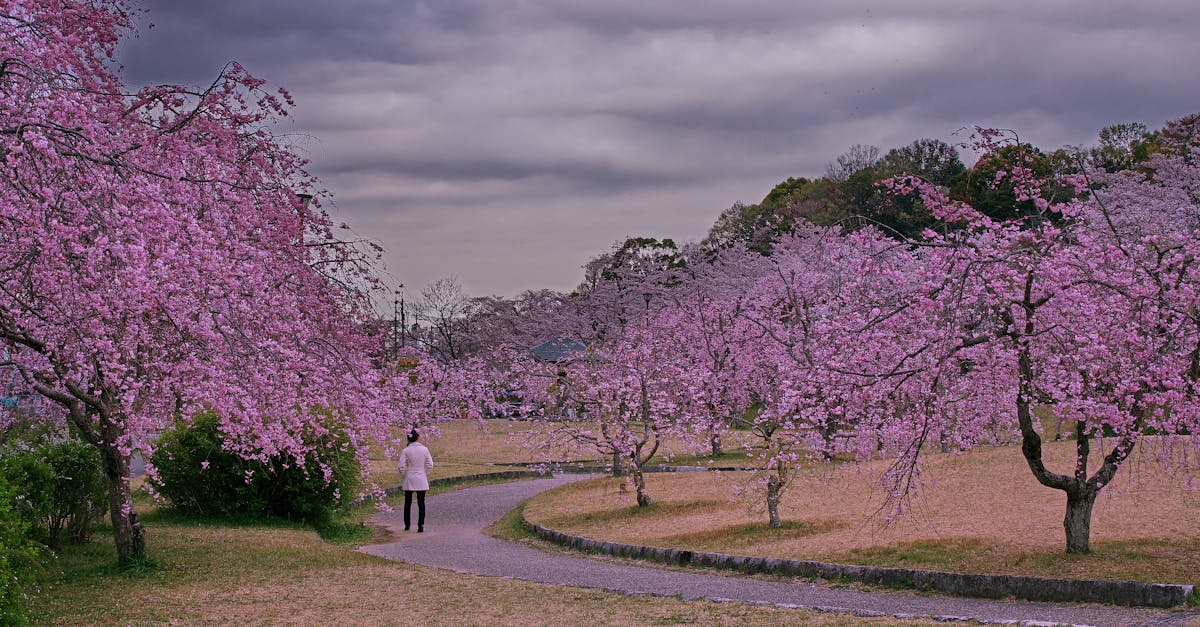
[42,438,106,548]
[707,139,968,247]
[149,412,361,527]
[1,437,107,550]
[0,473,41,624]
[867,120,1200,552]
[1088,122,1159,172]
[0,447,54,534]
[0,0,467,564]
[479,112,1200,554]
[706,180,847,253]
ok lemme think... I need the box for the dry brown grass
[364,420,557,488]
[524,438,1200,584]
[58,422,1027,624]
[365,419,754,488]
[34,516,958,625]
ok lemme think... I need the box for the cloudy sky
[118,1,1200,299]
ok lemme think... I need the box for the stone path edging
[521,516,1194,608]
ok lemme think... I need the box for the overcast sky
[118,1,1200,299]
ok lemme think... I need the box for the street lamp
[392,285,403,358]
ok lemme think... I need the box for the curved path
[361,476,1193,626]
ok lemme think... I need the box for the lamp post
[392,285,404,358]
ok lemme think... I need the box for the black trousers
[403,490,426,529]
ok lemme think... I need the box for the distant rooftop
[529,337,588,363]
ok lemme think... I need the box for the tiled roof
[529,337,588,362]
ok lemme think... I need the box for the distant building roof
[529,337,588,363]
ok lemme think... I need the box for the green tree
[955,143,1053,222]
[1088,122,1157,172]
[836,139,966,239]
[705,178,847,253]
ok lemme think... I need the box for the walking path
[361,476,1196,626]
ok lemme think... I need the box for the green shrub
[150,412,360,527]
[0,436,107,551]
[0,473,41,625]
[38,438,106,549]
[0,447,54,533]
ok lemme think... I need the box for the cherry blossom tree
[483,241,697,497]
[534,323,690,506]
[660,247,760,458]
[726,227,935,527]
[464,289,573,358]
[0,0,425,563]
[879,119,1200,552]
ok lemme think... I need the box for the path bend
[360,475,1195,627]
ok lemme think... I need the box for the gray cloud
[120,1,1200,297]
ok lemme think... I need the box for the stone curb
[521,515,1195,608]
[498,461,760,473]
[383,470,541,496]
[545,464,755,474]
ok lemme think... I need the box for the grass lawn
[32,417,1191,623]
[33,419,971,626]
[28,485,960,626]
[523,437,1200,585]
[365,419,756,488]
[363,419,566,489]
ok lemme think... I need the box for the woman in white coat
[399,430,434,532]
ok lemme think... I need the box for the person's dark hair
[407,430,420,443]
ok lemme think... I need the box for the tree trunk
[66,499,96,544]
[766,474,782,528]
[99,443,143,565]
[46,514,64,551]
[611,450,625,477]
[1064,486,1097,554]
[630,465,652,507]
[710,428,722,457]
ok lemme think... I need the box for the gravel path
[361,476,1196,626]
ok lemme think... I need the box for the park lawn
[366,419,755,488]
[367,461,508,491]
[363,419,557,489]
[364,419,591,477]
[523,438,1200,585]
[29,496,960,626]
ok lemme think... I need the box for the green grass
[30,524,369,623]
[134,472,547,550]
[139,500,373,544]
[486,503,535,542]
[659,518,844,549]
[427,473,544,496]
[842,537,1200,584]
[847,539,992,569]
[543,499,727,529]
[655,450,755,467]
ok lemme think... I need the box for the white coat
[399,442,434,491]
